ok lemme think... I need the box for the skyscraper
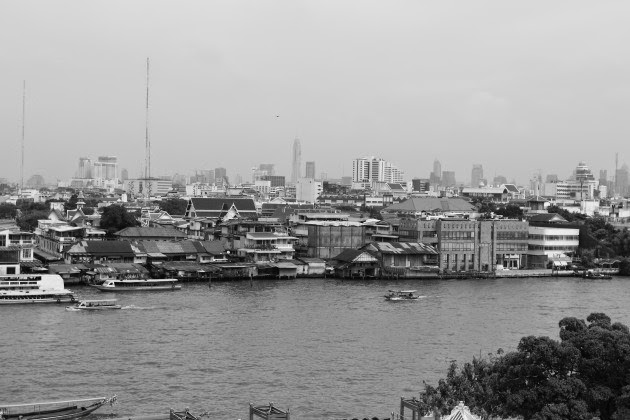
[352,156,404,183]
[291,138,302,184]
[430,159,441,185]
[471,164,483,187]
[77,157,92,179]
[305,161,316,179]
[92,156,118,180]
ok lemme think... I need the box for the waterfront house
[0,225,40,272]
[305,223,367,259]
[364,242,439,278]
[526,213,579,269]
[65,240,137,264]
[235,232,297,263]
[0,246,20,275]
[329,248,380,279]
[297,257,326,276]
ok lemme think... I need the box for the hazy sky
[1,1,629,185]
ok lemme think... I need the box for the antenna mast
[20,81,26,195]
[144,58,151,202]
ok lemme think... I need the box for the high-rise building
[471,164,483,187]
[352,156,404,183]
[77,157,92,179]
[120,168,129,181]
[305,161,316,179]
[412,178,430,193]
[258,163,275,176]
[92,156,118,180]
[291,138,302,184]
[430,159,442,184]
[574,161,595,182]
[442,171,456,187]
[215,167,227,188]
[616,164,629,196]
[493,175,508,186]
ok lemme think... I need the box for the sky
[1,1,629,186]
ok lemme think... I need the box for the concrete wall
[307,225,366,259]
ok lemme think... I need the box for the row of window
[440,242,475,251]
[528,245,579,251]
[528,235,579,241]
[496,232,528,240]
[496,243,528,251]
[441,231,475,240]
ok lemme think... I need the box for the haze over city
[1,1,629,184]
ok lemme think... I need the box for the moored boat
[66,299,122,311]
[0,275,76,304]
[169,408,207,420]
[0,396,116,420]
[584,269,613,280]
[385,290,421,301]
[92,278,181,292]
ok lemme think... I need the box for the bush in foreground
[417,313,630,420]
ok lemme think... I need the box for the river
[2,276,629,419]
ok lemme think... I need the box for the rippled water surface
[2,277,630,419]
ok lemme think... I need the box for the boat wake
[121,305,157,310]
[65,307,81,311]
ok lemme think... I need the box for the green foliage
[418,313,630,420]
[16,210,49,232]
[64,194,78,212]
[0,203,18,219]
[618,258,630,276]
[99,205,140,236]
[158,198,188,216]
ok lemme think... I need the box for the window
[22,249,31,259]
[6,267,16,275]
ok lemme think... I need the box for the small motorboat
[583,270,613,280]
[385,290,420,301]
[66,299,122,311]
[0,396,117,420]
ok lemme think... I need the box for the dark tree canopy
[158,198,188,216]
[0,203,18,219]
[16,210,49,232]
[99,205,140,236]
[418,313,630,420]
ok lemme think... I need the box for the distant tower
[471,164,484,187]
[291,138,302,183]
[305,161,316,179]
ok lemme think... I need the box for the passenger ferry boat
[92,278,181,292]
[66,299,122,311]
[0,274,76,304]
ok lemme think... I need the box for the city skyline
[1,2,629,186]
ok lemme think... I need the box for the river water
[2,276,629,419]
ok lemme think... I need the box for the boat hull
[92,285,181,292]
[1,397,113,420]
[0,295,76,305]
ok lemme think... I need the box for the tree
[16,210,49,232]
[158,198,188,216]
[99,205,140,236]
[418,313,630,420]
[0,203,18,219]
[495,204,524,219]
[64,194,78,212]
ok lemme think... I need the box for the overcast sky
[1,1,629,186]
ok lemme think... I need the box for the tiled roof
[385,197,476,213]
[84,241,135,256]
[190,197,257,212]
[332,249,378,263]
[528,213,568,223]
[201,240,227,255]
[115,227,187,238]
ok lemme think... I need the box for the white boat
[0,275,76,304]
[66,299,122,311]
[0,396,116,420]
[92,278,181,292]
[385,290,420,301]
